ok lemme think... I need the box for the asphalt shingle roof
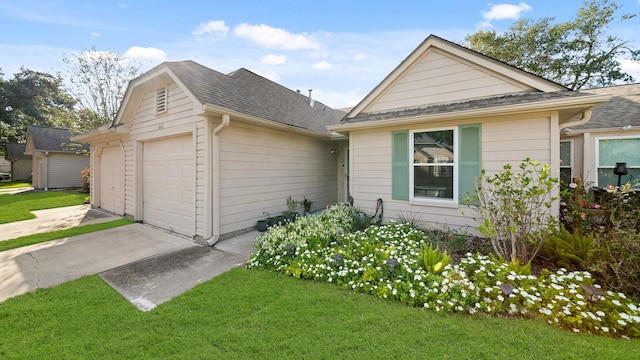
[163,61,346,135]
[5,142,30,160]
[574,83,640,130]
[27,126,89,152]
[341,91,591,124]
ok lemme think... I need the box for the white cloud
[620,58,640,82]
[124,46,167,63]
[260,54,287,65]
[312,61,332,70]
[117,2,128,8]
[192,20,229,37]
[91,32,100,38]
[483,2,532,22]
[234,23,319,50]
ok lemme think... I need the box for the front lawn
[0,269,637,359]
[0,190,87,224]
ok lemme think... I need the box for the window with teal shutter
[392,125,480,203]
[392,130,409,200]
[458,124,481,202]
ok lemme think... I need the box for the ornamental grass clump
[247,208,640,338]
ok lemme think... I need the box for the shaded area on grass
[0,191,87,224]
[0,219,133,252]
[0,268,638,359]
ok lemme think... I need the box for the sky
[1,0,639,109]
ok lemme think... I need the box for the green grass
[1,268,638,359]
[0,218,133,252]
[0,181,32,189]
[0,191,87,224]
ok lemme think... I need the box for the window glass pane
[414,131,454,164]
[413,165,453,199]
[560,141,571,167]
[599,138,640,166]
[560,168,572,187]
[597,168,640,188]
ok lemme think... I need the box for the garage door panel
[99,147,124,214]
[143,135,194,236]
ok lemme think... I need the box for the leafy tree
[464,0,640,89]
[0,68,77,146]
[64,47,141,129]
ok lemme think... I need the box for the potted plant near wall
[302,197,314,215]
[285,195,300,222]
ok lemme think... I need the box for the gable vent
[156,86,168,114]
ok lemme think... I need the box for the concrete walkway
[0,204,260,310]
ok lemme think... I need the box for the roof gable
[114,61,345,136]
[346,35,567,119]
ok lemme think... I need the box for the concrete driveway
[0,218,259,310]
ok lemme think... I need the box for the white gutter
[206,114,230,246]
[559,109,592,130]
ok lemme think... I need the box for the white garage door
[143,135,194,236]
[99,147,124,214]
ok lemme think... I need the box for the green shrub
[465,158,559,264]
[539,225,594,270]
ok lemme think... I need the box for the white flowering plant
[247,204,640,338]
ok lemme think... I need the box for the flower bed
[247,204,640,338]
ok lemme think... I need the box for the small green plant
[396,209,425,229]
[465,158,559,265]
[419,243,451,273]
[539,225,593,270]
[302,197,314,214]
[286,195,300,213]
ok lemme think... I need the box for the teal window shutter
[392,130,409,200]
[458,124,481,202]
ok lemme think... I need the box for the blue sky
[1,0,639,108]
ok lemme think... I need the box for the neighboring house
[561,83,640,189]
[327,35,610,231]
[0,157,10,173]
[72,61,346,243]
[4,142,32,181]
[25,126,89,190]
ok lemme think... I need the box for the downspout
[206,114,230,246]
[559,109,592,130]
[43,151,49,191]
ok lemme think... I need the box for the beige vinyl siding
[12,159,32,181]
[46,153,89,188]
[349,113,554,231]
[218,122,337,234]
[124,81,205,235]
[366,50,531,113]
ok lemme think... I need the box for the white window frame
[409,127,458,204]
[595,135,640,187]
[560,139,573,181]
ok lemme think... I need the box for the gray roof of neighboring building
[163,61,346,135]
[341,91,591,124]
[573,83,640,130]
[27,126,89,152]
[5,142,30,160]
